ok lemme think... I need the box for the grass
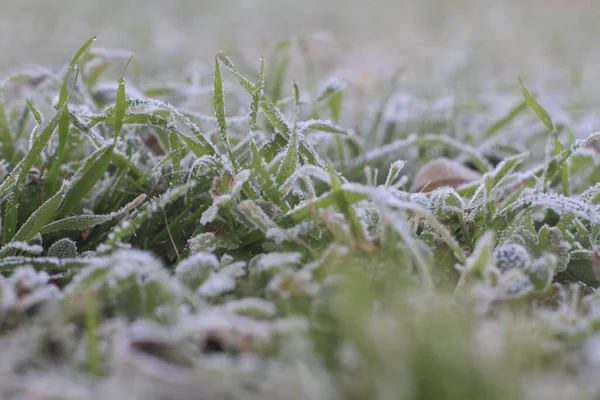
[2,23,600,399]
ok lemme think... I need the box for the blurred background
[2,0,600,99]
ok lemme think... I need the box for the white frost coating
[578,181,600,204]
[255,252,302,272]
[17,285,61,311]
[0,279,17,312]
[200,195,231,225]
[385,159,407,187]
[4,241,44,255]
[236,200,277,231]
[64,249,165,293]
[223,298,277,317]
[187,233,217,254]
[503,192,600,225]
[178,252,219,271]
[124,97,199,135]
[178,309,272,341]
[220,261,246,277]
[265,222,316,244]
[197,273,236,297]
[9,266,50,290]
[280,165,331,197]
[526,255,555,289]
[265,227,297,244]
[267,270,319,297]
[495,269,534,300]
[493,242,532,271]
[231,169,251,196]
[174,252,219,286]
[583,336,600,367]
[298,119,347,134]
[316,76,346,98]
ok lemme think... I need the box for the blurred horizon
[2,0,600,97]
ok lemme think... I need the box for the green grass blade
[214,56,229,149]
[114,56,133,146]
[249,57,265,134]
[250,140,288,212]
[276,82,300,186]
[327,165,366,243]
[266,40,290,101]
[46,38,95,196]
[0,95,14,158]
[70,36,97,68]
[40,194,146,235]
[214,55,237,169]
[9,188,66,245]
[2,190,19,245]
[519,78,555,132]
[57,145,114,217]
[485,100,527,138]
[0,106,66,197]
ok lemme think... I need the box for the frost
[236,200,278,232]
[231,169,251,196]
[385,159,407,187]
[266,224,311,244]
[197,273,236,297]
[583,336,600,368]
[526,254,556,291]
[179,309,272,345]
[426,187,464,220]
[280,165,331,196]
[64,250,179,322]
[220,254,234,265]
[223,298,277,318]
[0,278,17,314]
[253,200,283,221]
[493,242,532,272]
[495,269,534,300]
[3,241,44,255]
[267,270,319,298]
[220,261,246,277]
[200,195,231,225]
[503,192,600,225]
[315,76,346,101]
[9,266,50,291]
[253,252,303,272]
[353,200,380,231]
[47,238,78,259]
[174,253,219,290]
[17,285,61,312]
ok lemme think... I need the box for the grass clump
[0,36,600,400]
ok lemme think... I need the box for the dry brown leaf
[410,158,481,193]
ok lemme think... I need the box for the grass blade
[519,78,555,132]
[56,145,114,217]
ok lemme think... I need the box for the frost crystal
[4,241,44,255]
[9,266,50,291]
[174,253,219,290]
[495,269,534,299]
[47,238,78,259]
[254,252,303,272]
[197,273,236,297]
[493,242,532,272]
[187,232,218,254]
